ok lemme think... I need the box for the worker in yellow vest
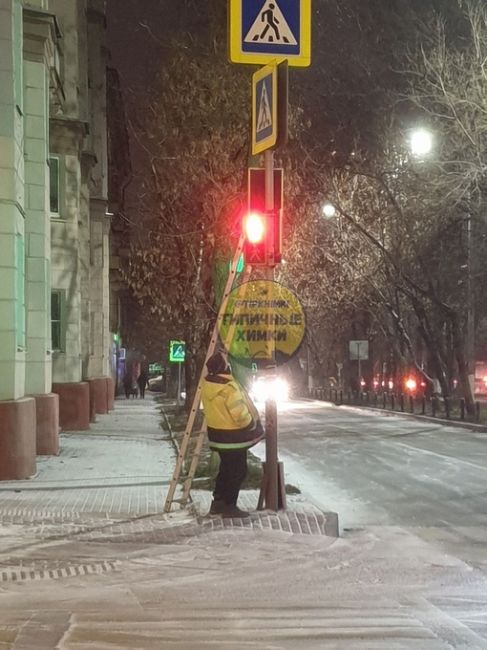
[201,351,264,518]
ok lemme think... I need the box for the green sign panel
[169,340,186,363]
[149,363,162,375]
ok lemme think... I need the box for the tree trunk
[451,313,476,418]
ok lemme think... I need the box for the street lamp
[410,128,433,157]
[321,202,336,218]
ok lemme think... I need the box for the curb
[158,399,182,453]
[197,510,339,538]
[305,397,487,433]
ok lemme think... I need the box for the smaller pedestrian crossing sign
[252,61,277,154]
[229,0,311,67]
[169,340,186,363]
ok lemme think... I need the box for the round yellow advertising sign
[219,280,305,368]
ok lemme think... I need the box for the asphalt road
[263,399,487,567]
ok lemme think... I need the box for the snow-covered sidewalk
[0,394,178,517]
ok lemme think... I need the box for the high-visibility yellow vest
[201,373,263,450]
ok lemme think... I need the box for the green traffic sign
[169,340,186,363]
[229,253,245,274]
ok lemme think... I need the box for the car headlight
[251,377,289,402]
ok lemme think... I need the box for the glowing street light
[321,202,336,218]
[410,128,433,157]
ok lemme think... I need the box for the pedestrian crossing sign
[228,0,311,67]
[169,340,186,363]
[252,61,278,154]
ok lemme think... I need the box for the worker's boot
[209,499,225,515]
[221,504,250,518]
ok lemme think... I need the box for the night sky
[107,0,174,90]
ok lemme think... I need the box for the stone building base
[106,376,115,411]
[52,382,90,431]
[0,397,37,480]
[33,392,60,456]
[88,380,97,423]
[88,377,109,417]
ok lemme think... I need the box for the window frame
[50,288,66,353]
[13,0,23,115]
[49,155,62,218]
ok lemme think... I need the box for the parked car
[148,375,163,392]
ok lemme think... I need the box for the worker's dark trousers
[214,449,248,505]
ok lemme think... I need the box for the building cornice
[50,118,90,155]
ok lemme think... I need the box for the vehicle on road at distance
[249,375,290,404]
[474,362,487,395]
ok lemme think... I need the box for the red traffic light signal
[242,210,282,266]
[246,168,283,267]
[243,212,266,245]
[243,211,268,265]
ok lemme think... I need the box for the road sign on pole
[252,61,278,154]
[169,340,186,363]
[252,60,288,155]
[228,0,311,67]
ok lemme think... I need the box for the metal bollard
[409,395,414,413]
[391,394,395,410]
[460,398,465,421]
[421,396,426,415]
[399,393,405,412]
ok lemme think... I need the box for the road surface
[260,399,487,567]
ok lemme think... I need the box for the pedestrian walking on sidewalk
[138,355,149,399]
[124,354,141,398]
[201,351,264,518]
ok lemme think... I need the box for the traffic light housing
[242,210,282,266]
[245,168,283,267]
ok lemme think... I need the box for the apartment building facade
[0,0,114,479]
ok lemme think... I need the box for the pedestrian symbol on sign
[245,0,297,46]
[257,82,272,132]
[169,340,186,363]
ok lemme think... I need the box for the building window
[13,0,23,113]
[49,156,60,215]
[51,289,65,351]
[15,233,25,350]
[90,311,96,355]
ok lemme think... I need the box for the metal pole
[263,148,280,511]
[357,343,361,394]
[176,362,182,407]
[307,337,312,393]
[466,214,475,395]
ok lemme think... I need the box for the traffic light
[244,212,266,244]
[246,168,283,267]
[242,210,282,266]
[243,211,268,266]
